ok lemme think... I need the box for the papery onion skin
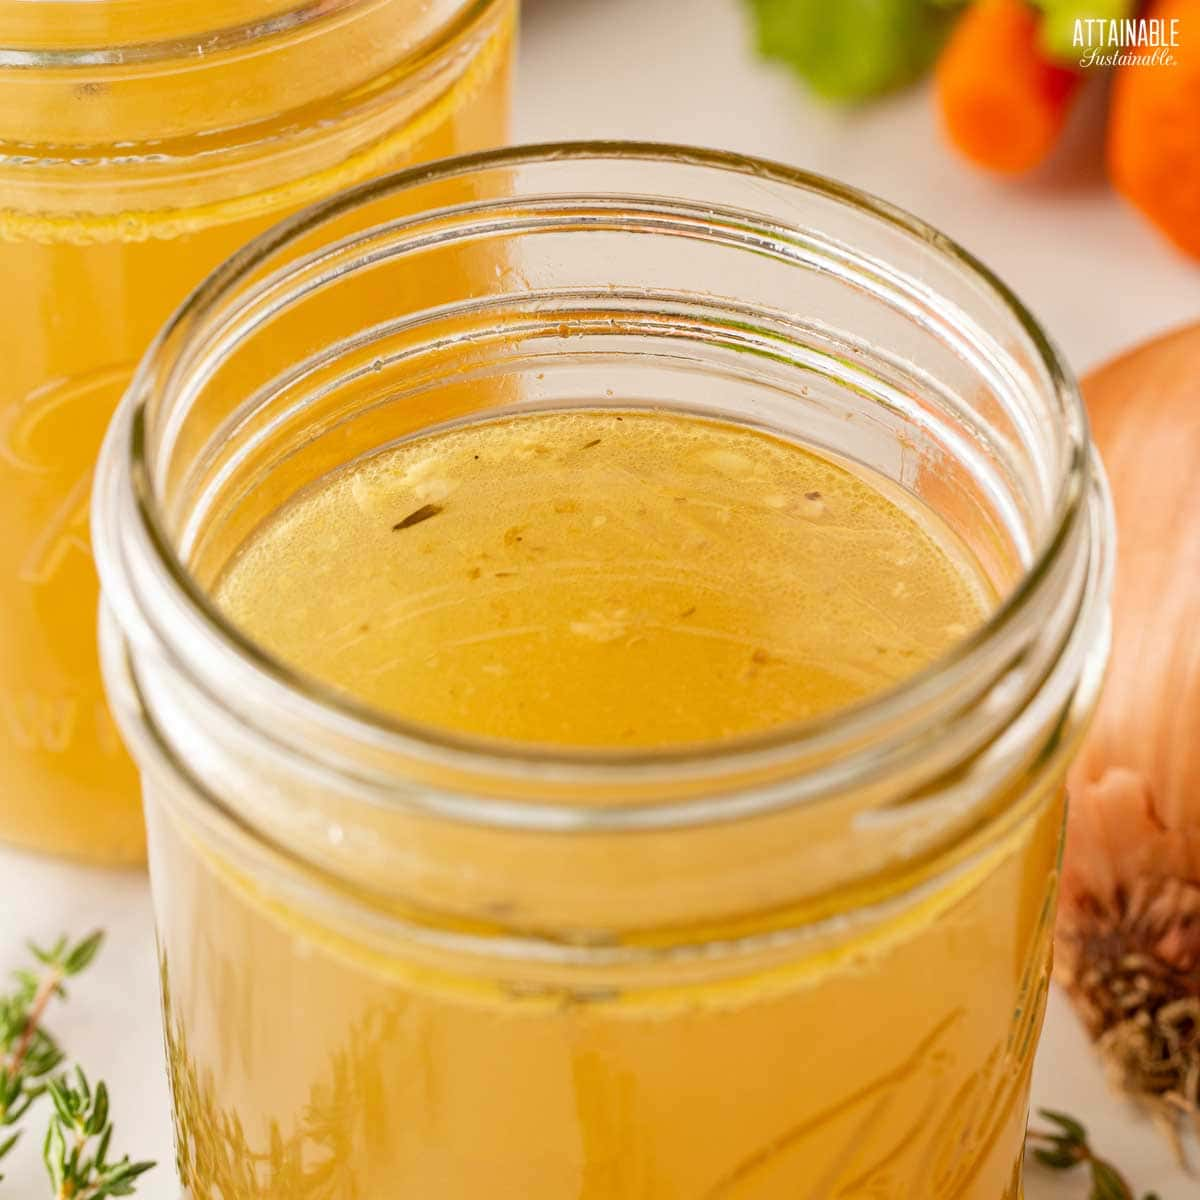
[1056,321,1200,1137]
[1067,322,1200,835]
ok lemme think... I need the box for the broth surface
[217,408,991,746]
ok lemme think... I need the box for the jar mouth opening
[100,140,1102,797]
[0,0,498,68]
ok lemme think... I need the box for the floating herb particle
[393,503,443,531]
[680,606,697,618]
[805,491,822,501]
[580,439,602,450]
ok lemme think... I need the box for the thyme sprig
[43,1069,154,1199]
[1028,1108,1162,1200]
[0,932,153,1196]
[1,933,103,1179]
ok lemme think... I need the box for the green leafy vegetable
[1031,1,1138,63]
[747,0,966,102]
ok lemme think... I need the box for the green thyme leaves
[0,932,154,1196]
[1028,1108,1161,1200]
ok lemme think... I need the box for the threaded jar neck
[94,143,1113,953]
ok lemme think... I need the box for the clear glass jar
[0,0,516,863]
[93,145,1112,1198]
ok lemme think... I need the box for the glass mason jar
[0,0,516,863]
[93,145,1112,1199]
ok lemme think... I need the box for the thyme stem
[2,931,154,1196]
[1028,1108,1161,1200]
[7,967,65,1080]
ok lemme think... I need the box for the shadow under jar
[93,145,1113,1199]
[0,0,516,863]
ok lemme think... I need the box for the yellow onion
[1056,321,1200,1150]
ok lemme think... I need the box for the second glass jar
[0,0,516,862]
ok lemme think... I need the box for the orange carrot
[936,0,1083,174]
[1108,0,1200,260]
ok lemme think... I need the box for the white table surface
[2,0,1197,1195]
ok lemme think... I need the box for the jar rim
[0,0,497,68]
[95,140,1111,821]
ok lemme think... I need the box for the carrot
[936,0,1083,174]
[1107,0,1200,260]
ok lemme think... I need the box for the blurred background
[519,0,1197,377]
